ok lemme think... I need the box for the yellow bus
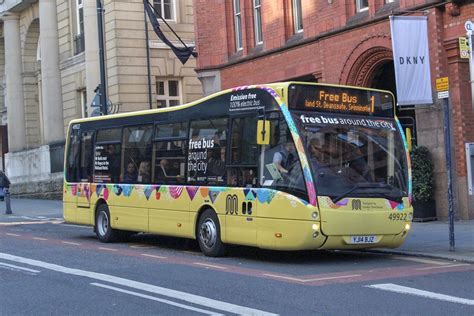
[63,82,412,256]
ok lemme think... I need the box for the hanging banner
[390,16,433,105]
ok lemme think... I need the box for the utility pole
[97,0,108,115]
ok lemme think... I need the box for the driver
[273,141,296,175]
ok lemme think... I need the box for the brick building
[194,0,474,219]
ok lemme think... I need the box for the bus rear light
[275,233,282,238]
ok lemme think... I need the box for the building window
[74,0,85,55]
[153,0,176,21]
[156,79,182,108]
[356,0,369,12]
[293,0,303,33]
[233,0,243,51]
[253,0,263,45]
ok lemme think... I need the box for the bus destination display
[288,84,394,117]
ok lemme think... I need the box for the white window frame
[253,0,263,45]
[76,0,84,36]
[156,79,182,108]
[293,0,303,33]
[233,0,243,51]
[356,0,369,12]
[153,0,177,22]
[80,89,87,118]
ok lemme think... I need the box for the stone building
[0,0,201,198]
[194,0,474,220]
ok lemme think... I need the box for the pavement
[0,198,473,263]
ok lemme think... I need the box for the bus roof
[68,82,394,126]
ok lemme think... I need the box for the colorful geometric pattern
[395,118,412,205]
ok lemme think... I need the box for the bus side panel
[257,189,322,249]
[149,186,192,238]
[63,183,77,223]
[219,189,257,247]
[257,218,326,250]
[104,184,149,233]
[63,182,94,225]
[76,183,94,225]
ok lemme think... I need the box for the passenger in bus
[105,144,120,182]
[208,147,226,177]
[123,161,138,183]
[137,161,151,183]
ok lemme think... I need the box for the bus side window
[66,128,81,182]
[80,131,94,182]
[122,125,153,184]
[228,117,258,187]
[153,122,188,184]
[94,128,122,183]
[188,118,228,185]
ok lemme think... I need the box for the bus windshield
[296,114,408,202]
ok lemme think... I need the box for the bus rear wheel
[197,209,226,257]
[95,204,119,243]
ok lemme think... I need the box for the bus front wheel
[95,204,119,243]
[197,209,226,257]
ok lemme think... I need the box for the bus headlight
[312,223,319,231]
[311,212,318,219]
[405,223,411,231]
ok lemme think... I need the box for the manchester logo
[352,199,362,210]
[226,194,238,215]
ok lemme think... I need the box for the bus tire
[197,209,226,257]
[95,204,119,243]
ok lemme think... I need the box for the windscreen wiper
[331,183,395,203]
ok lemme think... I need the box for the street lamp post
[97,0,108,115]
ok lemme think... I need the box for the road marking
[33,237,48,241]
[193,262,228,270]
[263,273,361,283]
[0,221,62,226]
[6,233,20,236]
[0,252,277,316]
[62,241,81,246]
[130,244,155,249]
[98,247,118,252]
[416,263,470,271]
[141,254,168,259]
[91,283,223,315]
[0,262,40,273]
[367,283,474,306]
[391,256,451,265]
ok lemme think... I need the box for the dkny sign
[390,16,433,106]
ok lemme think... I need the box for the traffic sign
[459,37,470,59]
[436,77,449,92]
[438,91,449,99]
[466,21,473,36]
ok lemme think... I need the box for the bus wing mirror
[257,120,270,145]
[405,128,412,152]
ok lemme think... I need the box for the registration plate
[350,235,377,244]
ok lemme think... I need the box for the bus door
[76,130,94,223]
[224,116,259,246]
